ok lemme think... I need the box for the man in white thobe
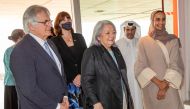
[116,21,143,109]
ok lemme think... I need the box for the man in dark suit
[10,5,69,109]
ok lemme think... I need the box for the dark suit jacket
[51,33,87,83]
[81,45,134,109]
[10,34,68,109]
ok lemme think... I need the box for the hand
[93,102,103,109]
[60,96,69,109]
[157,88,167,100]
[151,77,169,90]
[73,74,81,87]
[158,80,169,90]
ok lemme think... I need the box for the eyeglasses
[34,20,53,25]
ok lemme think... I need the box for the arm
[10,48,58,109]
[135,38,158,88]
[3,47,13,81]
[81,48,100,106]
[152,77,169,100]
[163,39,183,89]
[73,34,87,87]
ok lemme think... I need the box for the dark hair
[8,29,25,42]
[54,11,74,36]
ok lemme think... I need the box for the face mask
[60,22,72,30]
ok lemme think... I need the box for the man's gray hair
[23,5,50,33]
[90,20,116,46]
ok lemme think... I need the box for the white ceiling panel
[80,0,162,21]
[0,0,162,21]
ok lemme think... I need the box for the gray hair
[90,20,116,46]
[23,5,50,33]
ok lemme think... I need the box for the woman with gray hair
[81,20,134,109]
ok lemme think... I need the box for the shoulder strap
[156,40,170,66]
